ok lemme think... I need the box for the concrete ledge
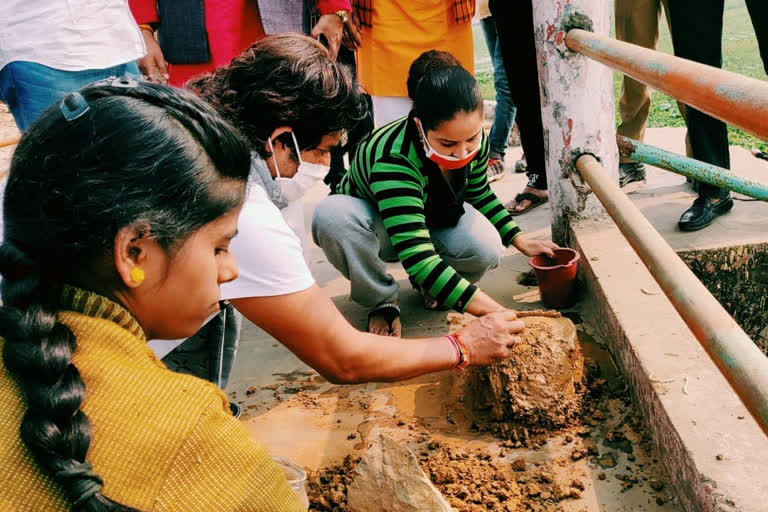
[572,216,768,512]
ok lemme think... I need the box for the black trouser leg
[489,0,547,190]
[668,0,729,199]
[325,46,374,191]
[745,0,768,76]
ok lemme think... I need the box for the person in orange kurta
[353,0,475,126]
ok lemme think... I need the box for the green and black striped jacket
[336,115,522,312]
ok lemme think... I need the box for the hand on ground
[456,310,525,366]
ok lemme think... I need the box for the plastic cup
[272,456,309,510]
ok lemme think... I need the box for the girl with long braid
[0,80,303,511]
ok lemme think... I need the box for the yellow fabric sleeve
[155,397,303,512]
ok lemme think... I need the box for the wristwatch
[334,10,350,23]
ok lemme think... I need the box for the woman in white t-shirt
[163,33,527,389]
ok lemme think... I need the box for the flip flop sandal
[408,276,451,311]
[506,192,549,217]
[367,302,401,335]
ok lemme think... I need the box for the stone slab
[572,216,768,512]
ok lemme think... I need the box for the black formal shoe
[619,162,646,188]
[678,195,734,231]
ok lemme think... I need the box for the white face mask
[268,132,330,203]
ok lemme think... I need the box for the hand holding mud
[455,310,524,366]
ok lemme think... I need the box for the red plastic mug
[529,248,581,309]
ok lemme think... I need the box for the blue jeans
[481,16,517,160]
[0,61,139,131]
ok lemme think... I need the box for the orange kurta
[358,0,474,98]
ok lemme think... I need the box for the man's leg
[325,46,373,191]
[745,0,768,76]
[668,0,732,231]
[615,0,661,155]
[615,0,663,187]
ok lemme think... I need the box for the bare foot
[367,303,402,337]
[505,186,548,213]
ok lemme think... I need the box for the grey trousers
[312,195,505,309]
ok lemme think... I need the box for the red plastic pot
[528,248,581,309]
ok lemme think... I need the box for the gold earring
[130,267,145,284]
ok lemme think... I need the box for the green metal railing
[565,29,768,437]
[617,135,768,201]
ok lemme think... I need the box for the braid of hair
[0,225,139,510]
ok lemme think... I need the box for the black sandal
[506,192,549,216]
[367,302,401,335]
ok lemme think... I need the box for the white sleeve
[220,184,315,300]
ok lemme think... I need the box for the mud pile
[449,312,586,437]
[307,456,357,511]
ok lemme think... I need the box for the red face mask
[416,119,481,170]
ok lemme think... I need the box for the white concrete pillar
[531,1,618,244]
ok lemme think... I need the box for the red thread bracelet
[444,334,469,370]
[444,335,460,368]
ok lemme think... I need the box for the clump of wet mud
[419,444,588,512]
[450,312,586,440]
[248,311,677,512]
[307,456,358,511]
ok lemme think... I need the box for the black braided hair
[0,80,251,511]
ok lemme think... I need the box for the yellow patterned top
[0,287,302,511]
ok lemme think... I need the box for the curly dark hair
[189,33,368,159]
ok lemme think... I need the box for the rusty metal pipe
[575,153,768,437]
[617,135,768,201]
[566,29,768,141]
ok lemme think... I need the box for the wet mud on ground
[233,314,680,512]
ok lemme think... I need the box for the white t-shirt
[220,182,315,300]
[0,0,145,72]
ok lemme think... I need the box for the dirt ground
[233,312,680,512]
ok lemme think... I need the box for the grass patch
[474,0,768,152]
[476,71,496,101]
